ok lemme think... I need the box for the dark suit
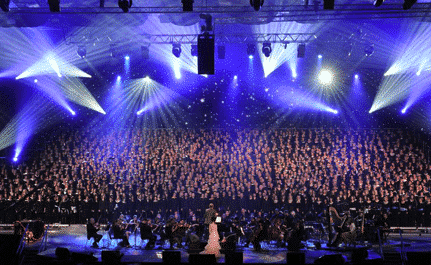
[87,222,102,244]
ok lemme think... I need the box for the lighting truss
[65,33,317,45]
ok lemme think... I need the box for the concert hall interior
[2,1,431,265]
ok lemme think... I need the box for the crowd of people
[1,128,431,228]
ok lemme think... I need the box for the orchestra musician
[87,218,103,248]
[139,218,157,249]
[113,219,131,247]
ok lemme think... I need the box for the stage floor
[20,225,431,264]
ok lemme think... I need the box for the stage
[16,224,398,264]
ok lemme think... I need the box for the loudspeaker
[55,247,70,260]
[323,0,334,10]
[102,250,123,265]
[297,44,306,58]
[218,46,226,59]
[226,252,243,265]
[189,253,216,265]
[351,248,369,263]
[198,34,215,75]
[71,252,98,263]
[406,252,431,265]
[163,251,181,264]
[314,254,345,265]
[286,252,305,265]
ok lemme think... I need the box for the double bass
[328,206,347,246]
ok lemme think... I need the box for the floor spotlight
[250,0,264,11]
[403,0,417,10]
[77,45,86,58]
[262,42,272,57]
[0,0,10,12]
[48,0,60,12]
[172,44,182,58]
[191,45,198,57]
[118,0,132,13]
[247,44,256,57]
[374,0,384,7]
[182,0,194,12]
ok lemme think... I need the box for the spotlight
[318,69,333,85]
[172,44,181,58]
[249,55,254,59]
[0,0,10,12]
[318,54,322,59]
[262,42,272,57]
[416,71,421,76]
[48,0,60,12]
[374,0,384,7]
[250,0,264,11]
[401,108,407,114]
[355,74,359,79]
[247,44,256,57]
[118,0,132,12]
[77,45,86,58]
[125,55,130,60]
[365,44,374,57]
[13,157,18,162]
[191,45,198,57]
[297,44,306,58]
[182,0,194,12]
[144,76,150,81]
[34,79,38,83]
[403,0,417,10]
[71,110,76,116]
[234,75,238,80]
[117,75,121,81]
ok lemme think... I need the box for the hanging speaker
[198,34,215,75]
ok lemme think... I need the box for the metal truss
[64,33,317,45]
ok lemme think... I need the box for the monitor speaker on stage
[314,254,345,265]
[71,252,98,263]
[225,252,243,265]
[286,252,305,265]
[198,33,215,75]
[163,250,181,264]
[102,250,123,265]
[406,252,431,265]
[189,253,216,265]
[55,247,70,260]
[351,247,368,263]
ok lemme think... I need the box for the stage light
[48,0,60,12]
[0,0,10,12]
[247,44,255,57]
[70,110,76,116]
[12,157,18,162]
[172,44,181,58]
[234,75,238,80]
[262,42,272,58]
[297,44,305,58]
[77,45,86,58]
[401,107,407,114]
[374,0,384,7]
[318,54,322,59]
[34,79,38,83]
[125,55,130,60]
[117,75,121,81]
[365,44,374,57]
[416,71,421,76]
[137,110,143,115]
[292,69,298,79]
[191,45,198,57]
[318,69,333,85]
[403,0,417,10]
[250,0,264,11]
[355,74,359,79]
[144,76,150,82]
[182,0,194,12]
[118,0,132,12]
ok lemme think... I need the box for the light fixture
[172,44,181,58]
[200,14,213,32]
[247,44,255,57]
[48,0,60,12]
[118,0,132,13]
[77,45,86,58]
[262,42,272,57]
[374,0,384,7]
[403,0,417,10]
[182,0,194,12]
[250,0,264,11]
[191,45,198,57]
[0,0,10,12]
